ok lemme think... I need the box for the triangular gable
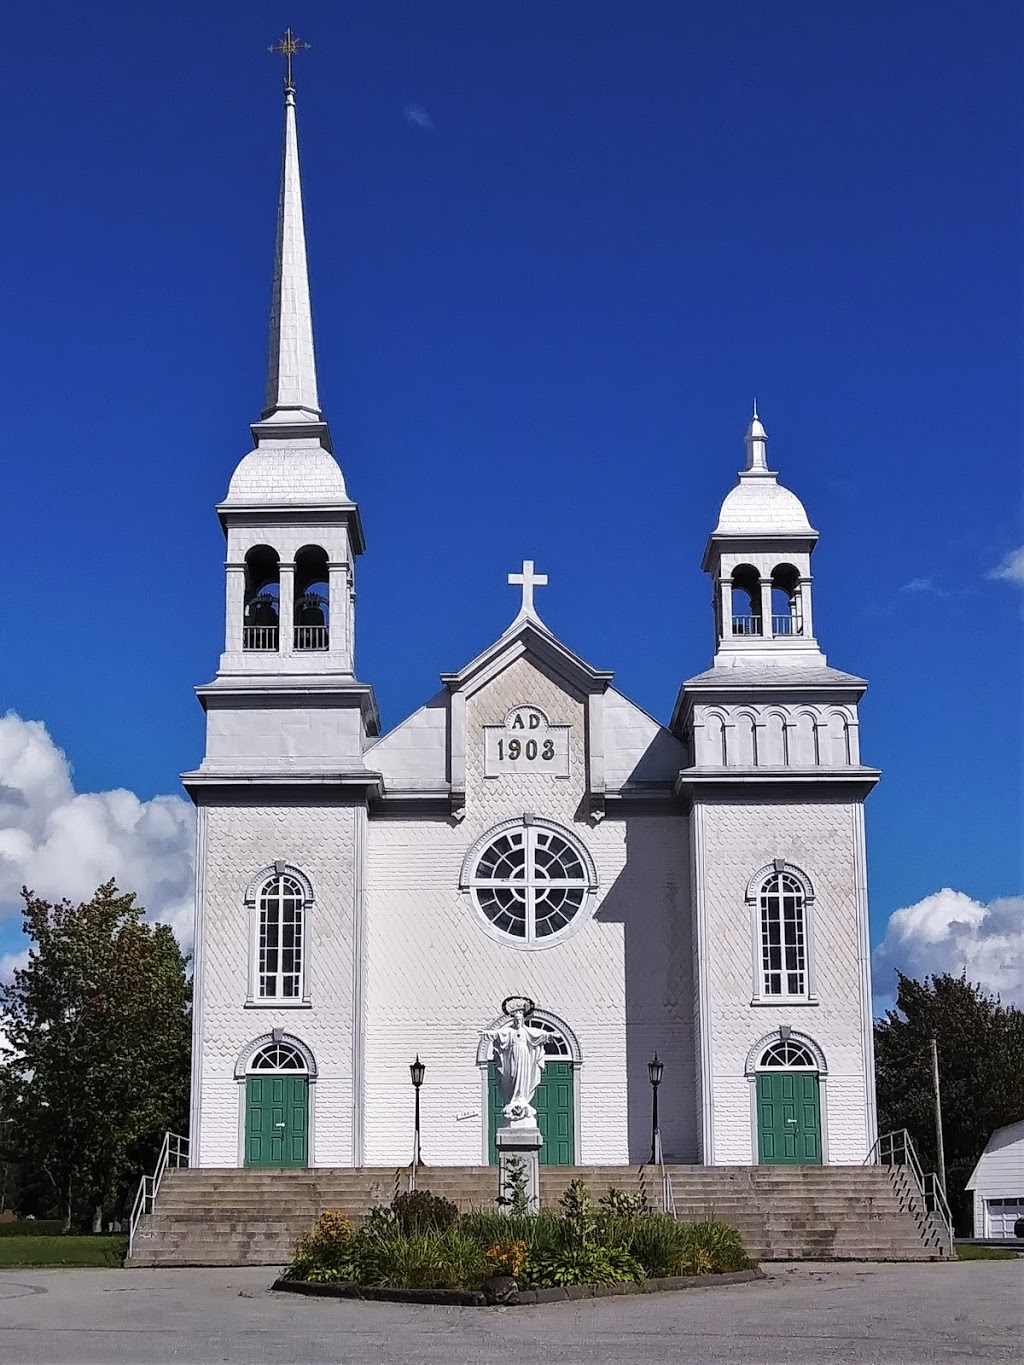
[368,616,685,813]
[440,615,614,700]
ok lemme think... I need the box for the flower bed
[278,1179,755,1299]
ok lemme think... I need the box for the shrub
[461,1210,564,1260]
[497,1154,531,1214]
[527,1244,643,1288]
[391,1189,459,1236]
[354,1227,490,1290]
[599,1186,650,1219]
[486,1238,529,1278]
[0,1221,65,1238]
[285,1209,355,1282]
[618,1211,690,1278]
[558,1179,596,1250]
[676,1218,753,1275]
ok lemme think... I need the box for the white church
[184,75,881,1176]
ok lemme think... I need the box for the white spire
[262,82,321,423]
[743,401,770,472]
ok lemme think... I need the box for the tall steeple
[262,78,321,425]
[206,34,371,716]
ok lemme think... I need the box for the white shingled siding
[692,796,874,1164]
[192,800,361,1168]
[362,658,696,1167]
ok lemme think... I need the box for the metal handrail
[865,1128,954,1256]
[661,1155,676,1218]
[127,1131,189,1260]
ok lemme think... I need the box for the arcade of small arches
[698,704,858,768]
[242,543,332,652]
[719,562,808,640]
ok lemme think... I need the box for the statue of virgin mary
[482,1009,548,1123]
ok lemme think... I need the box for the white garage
[966,1119,1024,1239]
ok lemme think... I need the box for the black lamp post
[648,1053,665,1164]
[410,1055,426,1178]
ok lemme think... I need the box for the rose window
[467,821,595,944]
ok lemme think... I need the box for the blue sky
[0,1,1021,998]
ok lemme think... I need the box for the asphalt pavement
[0,1259,1019,1364]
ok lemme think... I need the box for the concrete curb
[271,1266,765,1307]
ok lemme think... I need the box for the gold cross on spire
[269,28,310,90]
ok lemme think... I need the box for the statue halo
[501,995,536,1019]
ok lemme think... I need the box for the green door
[245,1074,308,1166]
[756,1071,821,1164]
[488,1062,575,1165]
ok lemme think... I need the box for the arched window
[758,869,808,998]
[759,1038,817,1069]
[248,1041,309,1072]
[770,564,803,637]
[462,819,597,947]
[294,545,330,652]
[731,565,763,636]
[257,873,305,1000]
[243,546,281,651]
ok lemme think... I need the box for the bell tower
[702,407,824,670]
[189,61,378,779]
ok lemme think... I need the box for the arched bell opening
[771,563,803,637]
[243,546,280,651]
[731,564,763,636]
[294,545,330,651]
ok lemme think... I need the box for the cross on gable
[508,559,548,618]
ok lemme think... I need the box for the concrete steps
[127,1162,947,1267]
[666,1165,948,1261]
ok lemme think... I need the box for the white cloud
[900,577,935,592]
[403,103,435,131]
[898,576,946,596]
[873,887,1024,1009]
[988,547,1024,586]
[0,714,195,959]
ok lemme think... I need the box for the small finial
[269,28,311,90]
[744,403,769,471]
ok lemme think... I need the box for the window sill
[749,996,819,1007]
[244,999,312,1009]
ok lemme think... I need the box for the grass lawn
[956,1243,1022,1261]
[0,1236,125,1267]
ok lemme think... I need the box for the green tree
[0,882,191,1231]
[874,973,1024,1233]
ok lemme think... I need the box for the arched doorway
[241,1039,311,1167]
[752,1036,823,1165]
[479,1015,579,1166]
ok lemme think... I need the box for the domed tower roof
[710,407,816,540]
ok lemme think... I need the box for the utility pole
[930,1037,947,1195]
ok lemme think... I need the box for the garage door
[984,1198,1024,1238]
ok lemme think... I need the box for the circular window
[466,820,596,945]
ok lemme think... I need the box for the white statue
[482,1008,548,1123]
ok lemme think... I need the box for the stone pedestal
[496,1125,543,1213]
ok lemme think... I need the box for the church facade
[185,80,880,1172]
